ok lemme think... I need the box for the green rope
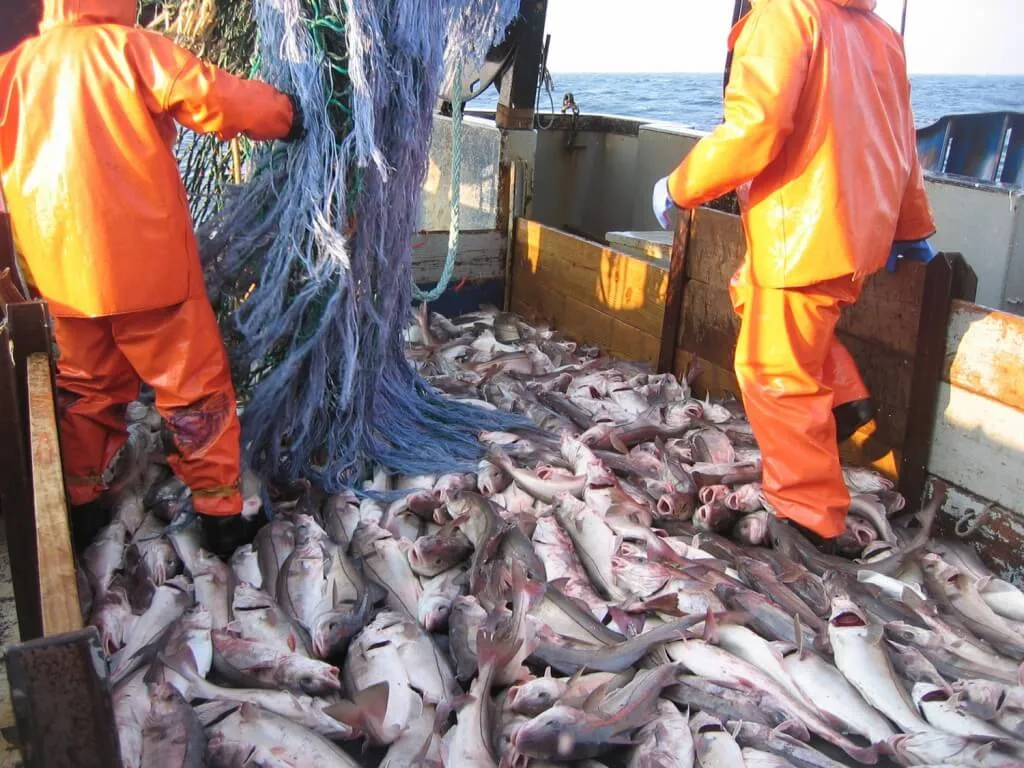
[412,60,463,302]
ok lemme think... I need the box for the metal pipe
[900,0,909,36]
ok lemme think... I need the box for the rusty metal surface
[5,628,120,768]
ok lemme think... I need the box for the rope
[413,60,463,302]
[954,504,993,537]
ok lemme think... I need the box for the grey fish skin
[204,702,359,767]
[513,665,678,761]
[228,544,262,591]
[408,527,473,577]
[736,555,826,634]
[228,583,309,657]
[90,584,136,655]
[553,495,624,603]
[827,598,933,735]
[191,550,231,630]
[417,566,467,632]
[254,517,294,601]
[885,641,952,696]
[742,748,800,768]
[729,721,858,768]
[848,494,897,544]
[691,712,745,768]
[140,682,205,768]
[83,520,128,598]
[757,549,830,618]
[920,554,1024,658]
[488,445,586,503]
[529,582,624,647]
[183,672,352,740]
[664,677,792,731]
[626,699,694,768]
[531,614,734,675]
[449,595,487,682]
[665,639,876,764]
[109,576,193,685]
[782,646,897,745]
[130,513,182,587]
[114,669,149,768]
[351,521,422,619]
[210,629,341,695]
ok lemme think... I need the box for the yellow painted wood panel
[513,219,667,337]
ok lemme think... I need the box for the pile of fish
[78,304,1024,767]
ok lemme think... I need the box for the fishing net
[150,0,527,491]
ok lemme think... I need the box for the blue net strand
[200,0,525,492]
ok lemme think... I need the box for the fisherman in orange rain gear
[652,0,936,540]
[0,0,304,558]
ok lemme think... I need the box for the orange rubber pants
[53,297,242,516]
[730,268,868,538]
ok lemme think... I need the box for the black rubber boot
[69,500,112,555]
[199,513,253,560]
[833,398,876,443]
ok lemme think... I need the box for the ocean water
[473,73,1024,131]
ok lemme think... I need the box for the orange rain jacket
[667,0,936,288]
[0,0,295,318]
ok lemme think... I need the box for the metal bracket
[5,628,121,768]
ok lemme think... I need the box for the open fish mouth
[831,610,868,628]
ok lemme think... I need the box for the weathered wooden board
[944,300,1024,413]
[413,230,505,283]
[26,354,81,637]
[929,477,1024,586]
[927,380,1024,515]
[672,349,740,399]
[685,208,745,287]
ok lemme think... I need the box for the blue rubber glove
[886,239,936,273]
[652,176,675,230]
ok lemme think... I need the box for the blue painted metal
[1000,114,1024,186]
[916,111,1023,187]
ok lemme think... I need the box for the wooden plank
[657,210,692,374]
[672,349,740,399]
[944,299,1024,412]
[677,282,739,373]
[927,380,1024,515]
[0,323,42,642]
[413,230,505,283]
[26,354,81,636]
[838,334,911,448]
[685,208,746,286]
[512,219,667,337]
[837,280,923,357]
[900,255,956,510]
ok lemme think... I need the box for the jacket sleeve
[126,30,294,141]
[894,83,937,240]
[667,1,812,208]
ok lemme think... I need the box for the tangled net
[147,0,527,491]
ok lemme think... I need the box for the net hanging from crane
[156,0,526,490]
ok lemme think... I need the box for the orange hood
[750,0,877,8]
[828,0,877,9]
[40,0,137,31]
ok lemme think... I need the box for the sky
[543,0,1024,75]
